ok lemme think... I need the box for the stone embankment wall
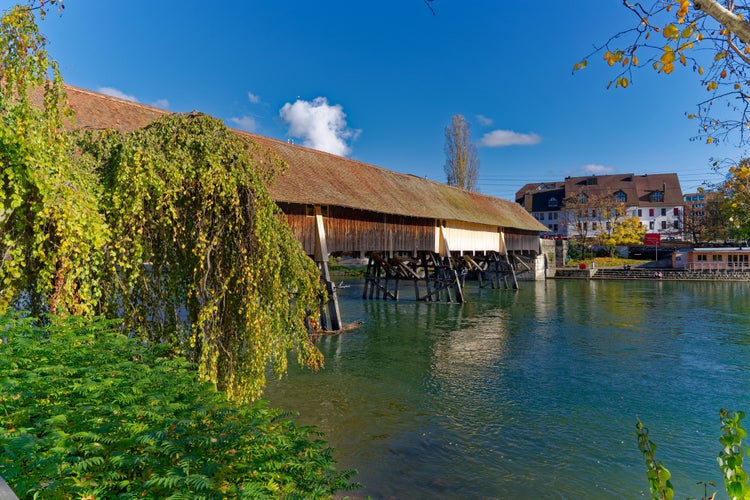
[554,267,750,281]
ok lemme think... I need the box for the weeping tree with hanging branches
[0,2,325,403]
[77,115,325,402]
[0,3,108,318]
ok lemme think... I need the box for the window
[651,191,664,202]
[615,190,627,203]
[673,207,680,216]
[649,221,654,230]
[552,212,558,220]
[713,255,723,261]
[697,254,707,261]
[661,208,667,216]
[649,209,655,217]
[673,220,679,229]
[592,222,598,230]
[661,221,667,230]
[552,224,558,231]
[637,209,643,217]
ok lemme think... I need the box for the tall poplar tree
[443,114,479,192]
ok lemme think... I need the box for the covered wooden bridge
[60,86,547,330]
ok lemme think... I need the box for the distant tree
[704,190,730,242]
[722,158,750,244]
[683,189,727,244]
[443,114,479,191]
[611,216,647,246]
[563,190,594,257]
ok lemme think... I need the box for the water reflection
[265,280,750,499]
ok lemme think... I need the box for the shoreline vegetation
[0,314,359,499]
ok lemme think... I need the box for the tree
[611,216,647,246]
[593,198,629,256]
[443,114,479,191]
[0,3,108,317]
[0,3,325,402]
[575,0,750,146]
[722,157,750,244]
[563,190,594,257]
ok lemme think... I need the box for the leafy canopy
[575,1,750,146]
[0,3,325,402]
[0,4,108,317]
[78,113,324,402]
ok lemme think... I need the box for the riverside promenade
[554,267,750,281]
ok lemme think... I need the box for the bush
[0,314,357,499]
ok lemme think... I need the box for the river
[264,279,750,499]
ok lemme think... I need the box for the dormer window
[615,190,627,203]
[650,191,664,202]
[548,197,558,208]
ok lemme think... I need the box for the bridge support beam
[314,206,342,331]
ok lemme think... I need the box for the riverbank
[554,266,750,281]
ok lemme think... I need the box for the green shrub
[0,313,357,499]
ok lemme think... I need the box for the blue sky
[16,0,745,200]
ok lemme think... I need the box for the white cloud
[98,87,139,102]
[476,114,493,126]
[151,98,170,109]
[579,163,614,175]
[247,91,261,104]
[279,97,359,156]
[98,87,169,109]
[229,115,258,132]
[479,129,541,147]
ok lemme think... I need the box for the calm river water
[264,279,750,499]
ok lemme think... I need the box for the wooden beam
[314,206,342,330]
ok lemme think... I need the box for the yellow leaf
[679,53,687,65]
[632,55,639,66]
[707,136,714,144]
[663,24,680,40]
[707,80,718,91]
[715,51,728,61]
[698,66,704,75]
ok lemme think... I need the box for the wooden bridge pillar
[313,206,342,331]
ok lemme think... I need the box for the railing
[686,262,750,271]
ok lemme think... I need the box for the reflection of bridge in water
[61,85,548,331]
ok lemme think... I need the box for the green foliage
[76,113,324,402]
[0,5,325,402]
[722,160,750,244]
[0,313,357,499]
[637,412,750,500]
[718,409,750,499]
[636,419,674,500]
[611,216,647,246]
[0,5,108,317]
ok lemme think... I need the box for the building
[673,247,750,270]
[516,173,685,241]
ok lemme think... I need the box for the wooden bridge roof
[58,85,546,233]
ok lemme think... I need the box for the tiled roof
[563,173,683,205]
[58,85,547,233]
